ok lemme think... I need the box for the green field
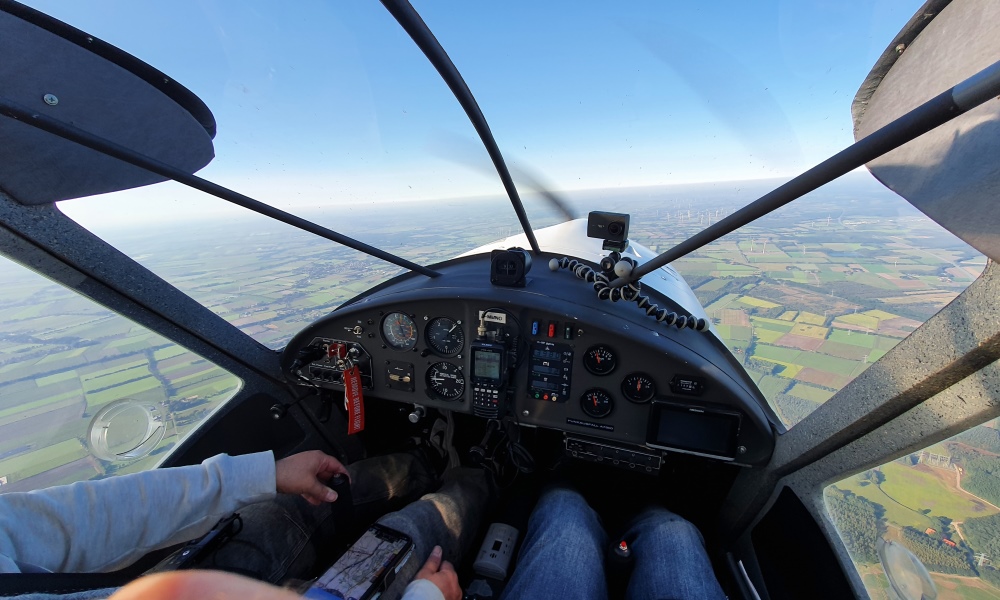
[0,438,89,483]
[36,370,79,387]
[752,345,803,363]
[754,328,785,344]
[796,311,827,325]
[836,313,881,330]
[739,296,781,309]
[828,329,877,348]
[789,383,833,403]
[836,462,998,530]
[750,317,796,332]
[794,352,861,376]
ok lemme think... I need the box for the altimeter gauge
[426,362,465,400]
[426,317,464,356]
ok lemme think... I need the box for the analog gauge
[583,344,617,376]
[426,317,465,356]
[580,388,614,419]
[621,373,656,404]
[382,312,417,351]
[427,362,465,401]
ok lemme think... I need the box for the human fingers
[275,452,337,503]
[428,565,461,600]
[316,453,350,480]
[415,545,444,579]
[109,571,301,600]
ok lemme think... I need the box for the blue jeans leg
[500,487,608,600]
[623,507,726,600]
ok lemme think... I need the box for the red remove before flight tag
[344,365,364,434]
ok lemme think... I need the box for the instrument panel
[282,256,776,467]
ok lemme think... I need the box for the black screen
[651,405,739,458]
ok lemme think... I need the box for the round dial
[583,345,617,376]
[580,388,614,418]
[621,373,656,404]
[426,317,465,356]
[426,362,465,400]
[382,312,417,350]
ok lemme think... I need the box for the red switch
[548,321,557,338]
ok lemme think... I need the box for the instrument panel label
[478,311,507,324]
[566,418,614,432]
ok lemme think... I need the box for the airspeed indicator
[382,312,417,351]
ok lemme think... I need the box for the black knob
[331,473,349,489]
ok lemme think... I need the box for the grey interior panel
[854,0,1000,261]
[0,7,214,204]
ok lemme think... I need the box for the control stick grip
[330,472,356,537]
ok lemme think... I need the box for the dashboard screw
[738,446,747,454]
[522,410,529,417]
[43,94,59,106]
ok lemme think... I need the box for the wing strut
[610,59,1000,288]
[0,98,441,278]
[380,0,542,255]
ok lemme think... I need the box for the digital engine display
[647,403,740,459]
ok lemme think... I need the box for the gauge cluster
[281,257,775,467]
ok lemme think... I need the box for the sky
[18,0,926,227]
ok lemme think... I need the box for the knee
[537,486,590,512]
[527,487,602,543]
[638,513,705,550]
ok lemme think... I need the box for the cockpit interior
[3,1,1000,599]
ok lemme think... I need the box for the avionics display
[474,349,502,381]
[646,402,741,460]
[528,340,572,402]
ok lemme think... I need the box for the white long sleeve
[0,451,276,574]
[400,579,446,600]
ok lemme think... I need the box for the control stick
[330,472,355,537]
[468,420,500,465]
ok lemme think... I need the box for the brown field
[831,321,872,333]
[881,292,962,306]
[879,316,924,338]
[754,283,860,315]
[0,399,84,439]
[0,456,101,493]
[774,334,825,351]
[720,309,750,327]
[946,266,981,280]
[790,323,829,338]
[795,368,849,389]
[877,273,927,290]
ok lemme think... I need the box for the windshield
[23,1,982,418]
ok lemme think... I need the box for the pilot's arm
[0,450,346,574]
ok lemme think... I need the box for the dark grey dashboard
[282,254,777,467]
